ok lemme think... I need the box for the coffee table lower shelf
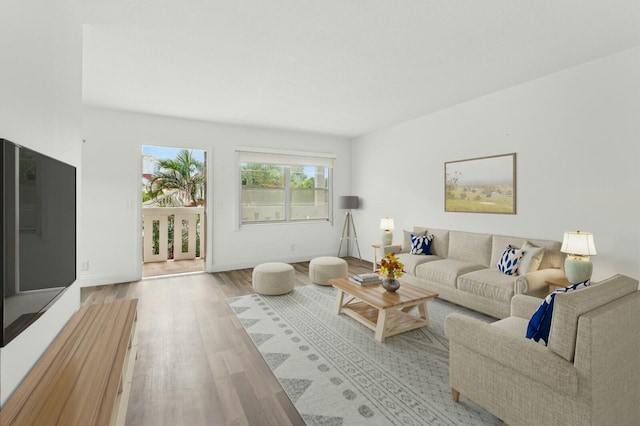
[330,278,438,343]
[340,300,430,342]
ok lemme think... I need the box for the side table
[371,244,381,272]
[545,276,571,291]
[526,276,596,299]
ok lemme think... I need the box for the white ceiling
[79,1,640,138]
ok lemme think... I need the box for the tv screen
[1,139,76,346]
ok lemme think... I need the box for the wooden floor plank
[80,257,372,425]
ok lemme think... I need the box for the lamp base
[381,230,393,246]
[564,255,593,284]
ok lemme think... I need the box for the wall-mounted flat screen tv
[1,138,76,347]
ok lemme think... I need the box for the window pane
[241,163,285,222]
[290,166,329,220]
[291,187,329,219]
[240,161,330,224]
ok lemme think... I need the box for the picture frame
[445,153,516,214]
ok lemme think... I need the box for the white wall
[79,107,351,285]
[0,0,82,405]
[351,47,640,281]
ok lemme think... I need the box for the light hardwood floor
[142,258,205,278]
[81,257,373,426]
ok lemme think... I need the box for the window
[237,150,334,224]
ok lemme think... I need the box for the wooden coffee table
[329,277,438,342]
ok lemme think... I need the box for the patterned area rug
[227,285,500,426]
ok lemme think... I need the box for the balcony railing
[142,207,205,263]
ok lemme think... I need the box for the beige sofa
[445,274,640,426]
[383,227,565,318]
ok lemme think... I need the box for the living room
[1,0,639,424]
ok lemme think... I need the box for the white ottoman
[252,262,295,295]
[309,256,348,286]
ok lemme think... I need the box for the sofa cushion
[410,234,433,255]
[428,228,450,257]
[448,231,492,267]
[549,274,639,362]
[416,259,485,288]
[397,253,441,275]
[497,245,524,276]
[531,239,563,270]
[519,241,546,274]
[401,227,427,253]
[457,269,516,302]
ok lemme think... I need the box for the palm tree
[148,149,204,206]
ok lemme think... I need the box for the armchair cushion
[445,313,578,396]
[491,316,529,335]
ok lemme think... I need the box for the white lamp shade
[561,231,597,256]
[380,217,394,231]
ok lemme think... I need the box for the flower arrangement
[377,252,405,279]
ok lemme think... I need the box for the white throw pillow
[519,241,546,275]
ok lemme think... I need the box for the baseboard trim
[78,272,140,288]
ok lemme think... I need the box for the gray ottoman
[309,256,348,285]
[252,262,295,295]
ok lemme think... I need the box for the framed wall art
[445,153,516,214]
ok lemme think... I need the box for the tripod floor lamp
[337,196,361,259]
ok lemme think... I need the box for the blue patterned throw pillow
[497,245,523,275]
[410,234,433,255]
[526,279,590,345]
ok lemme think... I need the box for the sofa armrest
[374,245,403,268]
[380,244,402,255]
[515,268,565,294]
[511,294,544,319]
[445,313,578,396]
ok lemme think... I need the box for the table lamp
[561,231,597,283]
[380,217,394,246]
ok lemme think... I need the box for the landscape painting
[445,153,516,214]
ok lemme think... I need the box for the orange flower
[376,252,405,279]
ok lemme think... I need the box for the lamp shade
[561,231,597,256]
[339,195,359,210]
[379,217,394,231]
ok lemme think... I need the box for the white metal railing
[142,207,205,263]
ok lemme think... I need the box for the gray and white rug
[227,285,500,426]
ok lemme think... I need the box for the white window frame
[236,148,335,227]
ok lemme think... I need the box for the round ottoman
[252,262,295,295]
[309,256,348,285]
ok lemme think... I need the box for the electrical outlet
[80,260,89,271]
[290,243,295,251]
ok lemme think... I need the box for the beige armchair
[445,274,640,426]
